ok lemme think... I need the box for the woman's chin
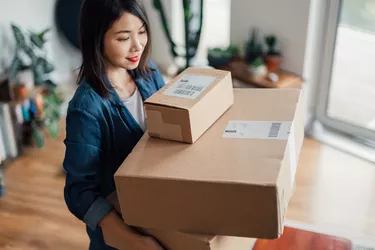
[124,61,140,70]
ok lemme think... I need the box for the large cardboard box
[103,193,256,250]
[144,67,233,143]
[115,88,305,239]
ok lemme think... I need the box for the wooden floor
[1,129,375,249]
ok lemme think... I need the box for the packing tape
[146,110,183,141]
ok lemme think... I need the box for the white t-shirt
[123,88,146,131]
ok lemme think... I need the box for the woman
[63,0,165,249]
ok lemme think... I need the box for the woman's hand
[100,211,165,250]
[133,236,165,250]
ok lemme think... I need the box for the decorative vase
[265,55,282,73]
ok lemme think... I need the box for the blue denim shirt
[63,61,165,250]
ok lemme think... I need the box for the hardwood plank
[287,139,375,238]
[0,127,89,250]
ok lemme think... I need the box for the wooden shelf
[217,59,304,89]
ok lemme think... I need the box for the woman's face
[103,12,148,70]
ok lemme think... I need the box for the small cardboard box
[103,193,256,250]
[115,88,305,239]
[144,67,233,143]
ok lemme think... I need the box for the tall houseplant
[245,28,264,64]
[8,24,64,148]
[153,0,204,71]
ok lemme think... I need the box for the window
[171,0,231,67]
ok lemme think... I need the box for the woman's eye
[139,30,146,34]
[118,38,129,42]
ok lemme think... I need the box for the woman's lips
[127,56,139,63]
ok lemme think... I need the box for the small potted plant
[249,56,267,79]
[207,45,239,68]
[264,35,282,73]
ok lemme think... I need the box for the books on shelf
[0,76,24,164]
[0,103,22,160]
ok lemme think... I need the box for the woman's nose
[131,39,143,52]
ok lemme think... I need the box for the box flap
[144,67,231,110]
[117,89,302,186]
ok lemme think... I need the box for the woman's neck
[106,64,136,100]
[106,65,130,87]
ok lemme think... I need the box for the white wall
[0,0,174,83]
[230,0,311,76]
[0,0,313,80]
[0,0,81,85]
[142,0,174,72]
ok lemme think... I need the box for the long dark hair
[77,0,152,97]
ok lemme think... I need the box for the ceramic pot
[265,55,282,73]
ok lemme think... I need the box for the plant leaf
[35,57,54,74]
[11,24,26,48]
[24,46,37,62]
[32,127,45,148]
[43,60,54,74]
[9,57,21,82]
[33,62,45,85]
[153,0,161,9]
[38,28,50,41]
[30,32,45,48]
[47,120,59,139]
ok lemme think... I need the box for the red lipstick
[127,56,139,63]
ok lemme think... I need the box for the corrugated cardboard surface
[104,193,256,250]
[115,88,304,239]
[144,67,233,143]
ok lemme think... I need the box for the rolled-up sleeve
[63,108,113,230]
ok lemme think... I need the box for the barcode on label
[192,86,204,91]
[173,89,195,96]
[268,123,282,138]
[177,83,204,92]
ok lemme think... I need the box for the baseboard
[309,120,375,163]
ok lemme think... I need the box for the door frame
[315,0,375,142]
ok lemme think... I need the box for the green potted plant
[249,56,267,79]
[8,23,64,148]
[264,35,282,73]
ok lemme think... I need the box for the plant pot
[13,84,28,101]
[265,55,282,73]
[249,65,268,79]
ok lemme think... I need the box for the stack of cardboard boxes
[104,67,305,250]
